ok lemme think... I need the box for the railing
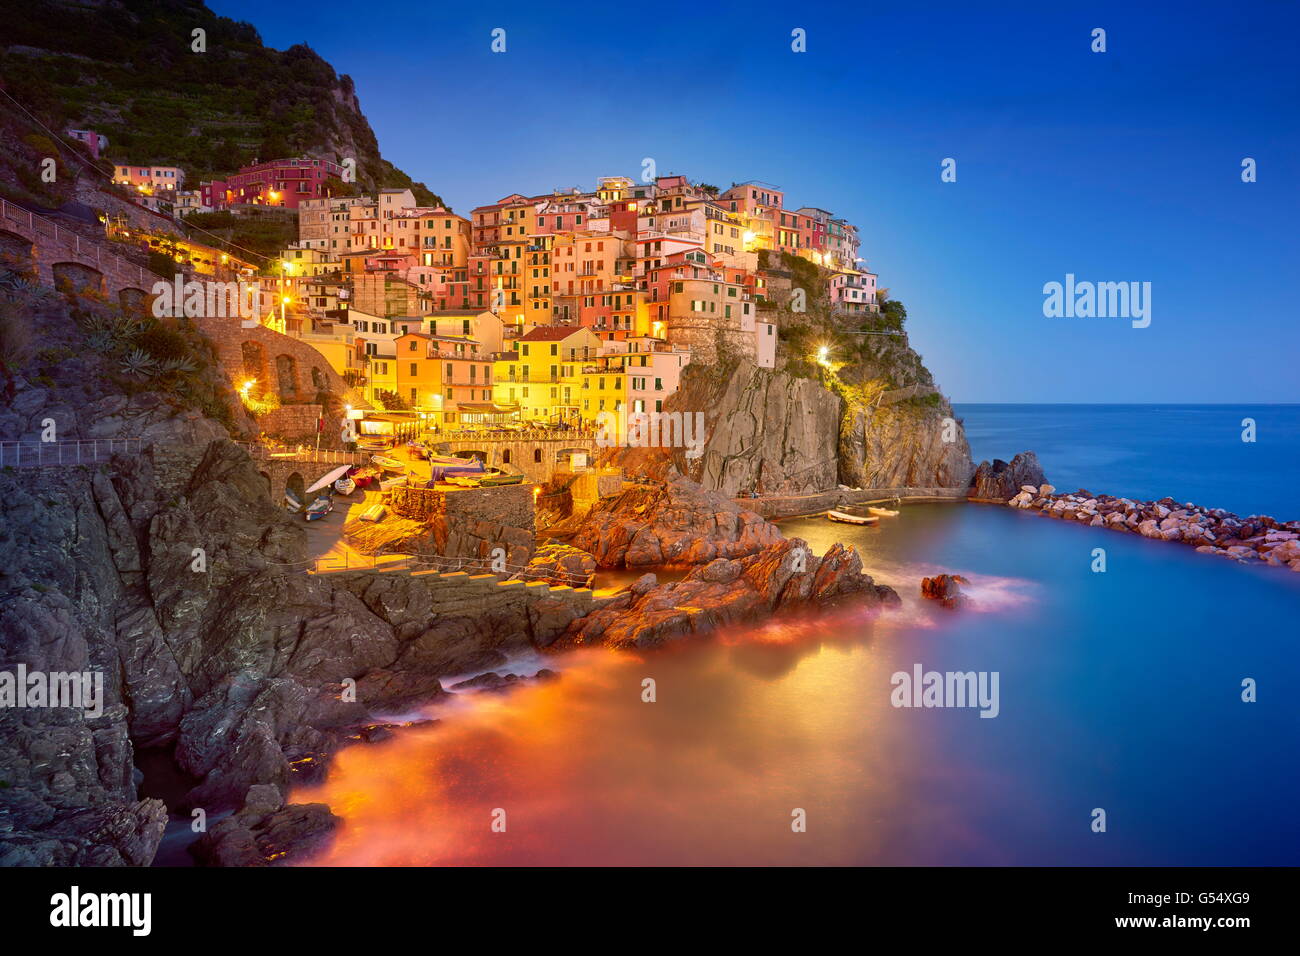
[233,441,369,465]
[0,438,143,467]
[436,429,599,442]
[0,198,157,287]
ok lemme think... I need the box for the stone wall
[390,485,447,521]
[257,404,323,441]
[738,486,967,520]
[445,483,534,535]
[434,437,597,483]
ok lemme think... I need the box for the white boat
[333,476,356,496]
[358,503,386,522]
[827,510,878,525]
[867,506,899,518]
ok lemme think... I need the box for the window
[409,363,418,376]
[534,448,542,463]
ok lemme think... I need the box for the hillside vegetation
[0,0,444,205]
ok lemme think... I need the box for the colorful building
[202,157,346,210]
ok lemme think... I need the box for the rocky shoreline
[1004,484,1300,571]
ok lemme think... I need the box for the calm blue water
[955,404,1300,518]
[781,502,1300,866]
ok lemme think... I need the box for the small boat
[334,476,356,496]
[357,503,386,522]
[304,495,334,521]
[371,454,406,472]
[379,475,407,491]
[284,492,303,514]
[868,507,899,518]
[827,510,878,525]
[351,467,378,489]
[478,469,524,486]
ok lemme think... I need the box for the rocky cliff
[0,291,556,865]
[618,349,974,499]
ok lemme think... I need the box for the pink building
[66,129,107,160]
[830,269,878,314]
[202,157,346,210]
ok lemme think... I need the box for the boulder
[551,474,784,568]
[920,573,969,609]
[968,451,1047,502]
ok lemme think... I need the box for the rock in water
[189,785,339,866]
[920,573,969,609]
[968,451,1047,501]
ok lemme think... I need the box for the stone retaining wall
[738,486,968,520]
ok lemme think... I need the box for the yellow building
[492,325,600,423]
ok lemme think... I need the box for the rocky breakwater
[1005,486,1300,572]
[968,451,1047,501]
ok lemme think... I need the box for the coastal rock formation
[920,573,970,609]
[1004,489,1300,571]
[189,785,339,867]
[548,473,784,567]
[606,356,975,498]
[555,538,898,649]
[511,542,597,588]
[839,395,975,491]
[668,361,843,496]
[968,452,1048,501]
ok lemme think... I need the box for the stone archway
[275,353,300,402]
[284,471,306,510]
[240,340,267,392]
[118,286,149,313]
[52,261,105,295]
[241,340,268,391]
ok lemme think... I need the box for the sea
[283,405,1300,866]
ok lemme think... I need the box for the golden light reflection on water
[292,601,972,866]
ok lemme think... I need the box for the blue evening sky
[209,0,1299,403]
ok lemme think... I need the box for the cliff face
[625,350,973,499]
[0,294,546,865]
[839,395,974,489]
[665,362,843,497]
